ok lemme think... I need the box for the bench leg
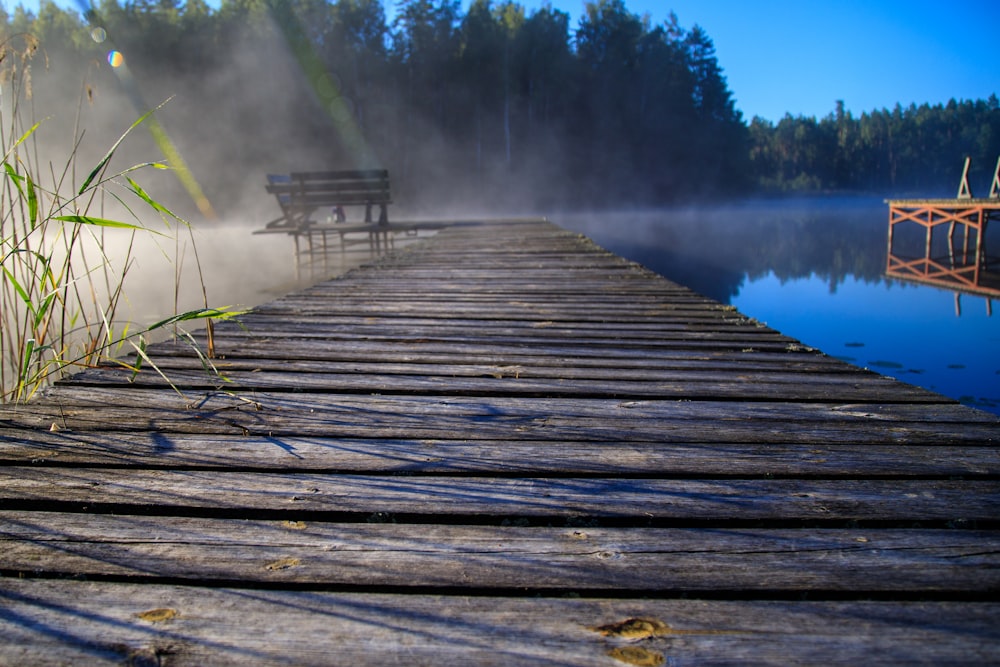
[293,233,302,282]
[321,230,330,273]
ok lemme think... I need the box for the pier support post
[958,157,973,199]
[990,156,1000,199]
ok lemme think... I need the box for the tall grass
[1,33,238,403]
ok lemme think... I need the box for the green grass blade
[18,338,36,392]
[33,292,56,330]
[53,215,150,231]
[3,121,42,162]
[1,266,35,314]
[78,108,157,194]
[130,337,146,382]
[124,337,186,399]
[26,172,39,228]
[147,307,243,331]
[4,162,25,195]
[174,328,230,383]
[126,176,179,220]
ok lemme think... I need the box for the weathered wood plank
[149,336,837,365]
[61,364,945,403]
[223,318,786,341]
[247,289,745,307]
[199,324,799,349]
[5,391,996,442]
[2,470,997,522]
[249,296,735,314]
[2,512,998,592]
[2,431,998,476]
[1,580,996,666]
[86,353,863,376]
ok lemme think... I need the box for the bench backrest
[266,173,295,217]
[267,170,390,206]
[265,169,391,228]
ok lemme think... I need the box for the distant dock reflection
[885,156,999,315]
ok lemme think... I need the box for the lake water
[558,198,1000,416]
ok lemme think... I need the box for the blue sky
[8,0,999,122]
[509,0,1000,122]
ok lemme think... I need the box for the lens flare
[268,5,378,168]
[74,0,217,219]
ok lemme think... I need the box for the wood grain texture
[3,512,998,592]
[2,580,997,666]
[3,430,997,476]
[1,220,998,665]
[2,469,998,521]
[6,391,998,443]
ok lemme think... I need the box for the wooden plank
[248,297,746,312]
[5,391,995,443]
[84,352,861,376]
[3,431,998,476]
[206,317,797,343]
[228,312,776,332]
[2,512,998,592]
[1,580,996,666]
[246,303,759,321]
[156,333,828,365]
[2,469,997,522]
[60,364,946,403]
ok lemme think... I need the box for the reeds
[1,33,237,403]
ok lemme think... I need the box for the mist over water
[95,225,298,324]
[100,224,415,327]
[556,198,1000,415]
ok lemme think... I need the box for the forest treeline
[3,0,999,218]
[751,98,1000,196]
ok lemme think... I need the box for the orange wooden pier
[886,157,999,298]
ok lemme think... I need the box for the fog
[0,21,366,351]
[16,6,704,240]
[4,16,541,355]
[555,197,897,303]
[8,10,994,337]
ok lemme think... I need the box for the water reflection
[559,198,1000,415]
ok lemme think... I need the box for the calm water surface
[559,198,1000,415]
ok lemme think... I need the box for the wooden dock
[886,156,999,297]
[886,196,999,297]
[2,220,999,665]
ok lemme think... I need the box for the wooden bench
[256,170,393,275]
[263,169,391,231]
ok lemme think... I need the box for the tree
[574,0,644,199]
[514,4,571,139]
[682,24,748,192]
[390,0,461,189]
[459,0,504,176]
[326,0,390,133]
